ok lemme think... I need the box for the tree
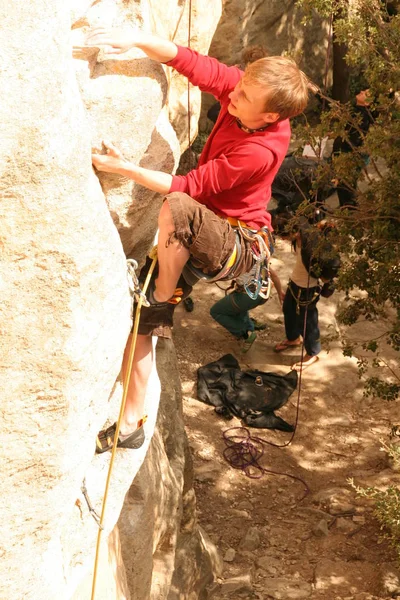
[296,0,400,399]
[332,1,351,103]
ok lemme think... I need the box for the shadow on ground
[172,235,400,600]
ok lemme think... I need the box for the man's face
[227,78,279,127]
[356,89,371,107]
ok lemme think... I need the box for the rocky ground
[173,236,400,600]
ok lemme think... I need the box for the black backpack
[197,354,298,432]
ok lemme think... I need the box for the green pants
[210,291,266,339]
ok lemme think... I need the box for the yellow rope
[90,249,158,600]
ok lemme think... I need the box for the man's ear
[262,112,280,124]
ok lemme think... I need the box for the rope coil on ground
[222,269,313,500]
[223,427,310,500]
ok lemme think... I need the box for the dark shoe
[241,331,257,354]
[183,297,194,312]
[135,258,193,334]
[96,418,146,454]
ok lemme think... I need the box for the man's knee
[158,200,174,231]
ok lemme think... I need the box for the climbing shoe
[134,258,193,335]
[96,417,147,454]
[241,331,257,354]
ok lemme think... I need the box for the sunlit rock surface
[0,0,220,598]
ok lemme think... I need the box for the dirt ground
[173,236,400,600]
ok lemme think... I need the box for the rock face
[71,0,222,260]
[200,0,329,130]
[0,1,220,599]
[68,340,219,600]
[0,2,131,598]
[210,0,328,76]
[118,340,222,600]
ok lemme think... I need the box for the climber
[85,26,310,453]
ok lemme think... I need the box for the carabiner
[126,259,150,307]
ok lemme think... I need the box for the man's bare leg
[120,333,153,434]
[119,202,188,434]
[153,201,190,302]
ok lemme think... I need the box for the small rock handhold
[220,574,253,594]
[223,548,236,562]
[240,526,261,551]
[312,519,329,537]
[352,515,365,525]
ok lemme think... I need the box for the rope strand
[222,254,313,499]
[91,253,158,600]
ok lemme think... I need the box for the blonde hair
[244,56,310,120]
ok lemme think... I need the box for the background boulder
[200,0,328,130]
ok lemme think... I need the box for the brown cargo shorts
[136,192,257,337]
[165,192,255,276]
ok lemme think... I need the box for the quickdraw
[127,258,150,307]
[81,478,103,530]
[237,222,272,301]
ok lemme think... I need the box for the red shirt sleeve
[169,144,274,200]
[165,45,242,101]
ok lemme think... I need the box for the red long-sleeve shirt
[166,46,291,230]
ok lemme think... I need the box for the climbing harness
[182,218,274,301]
[236,221,272,301]
[182,233,241,285]
[91,249,158,600]
[287,280,321,315]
